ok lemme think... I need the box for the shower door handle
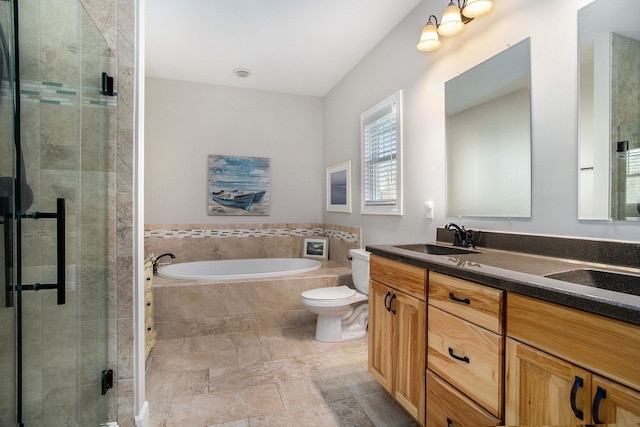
[1,196,13,307]
[21,198,65,304]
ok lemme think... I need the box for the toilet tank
[349,249,370,294]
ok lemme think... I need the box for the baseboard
[135,400,150,427]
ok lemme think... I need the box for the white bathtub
[157,258,322,280]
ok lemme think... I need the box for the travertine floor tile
[310,366,383,402]
[183,333,234,353]
[355,391,420,426]
[247,398,374,427]
[153,348,238,371]
[209,358,305,392]
[277,377,325,410]
[237,344,272,365]
[295,346,368,376]
[147,325,416,427]
[165,383,285,426]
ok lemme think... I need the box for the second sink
[545,269,640,296]
[393,243,480,256]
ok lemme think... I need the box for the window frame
[360,90,403,215]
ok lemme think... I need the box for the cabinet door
[591,375,640,424]
[393,290,426,425]
[368,279,394,393]
[505,338,591,426]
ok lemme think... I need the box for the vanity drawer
[427,370,501,427]
[429,272,503,334]
[370,255,427,300]
[428,306,503,417]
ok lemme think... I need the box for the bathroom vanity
[366,232,640,426]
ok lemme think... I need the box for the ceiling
[145,0,422,97]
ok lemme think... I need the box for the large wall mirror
[578,0,640,221]
[446,38,531,218]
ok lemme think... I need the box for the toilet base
[313,305,368,343]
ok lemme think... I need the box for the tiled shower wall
[144,223,362,267]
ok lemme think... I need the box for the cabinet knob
[147,327,152,331]
[146,302,151,306]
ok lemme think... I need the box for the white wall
[145,78,324,224]
[323,0,640,246]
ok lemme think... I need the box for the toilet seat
[301,285,368,309]
[301,285,356,301]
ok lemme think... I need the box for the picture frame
[326,160,352,213]
[302,237,329,260]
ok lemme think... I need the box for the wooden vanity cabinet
[506,293,640,425]
[369,255,427,425]
[427,272,505,423]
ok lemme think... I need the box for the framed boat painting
[208,155,271,216]
[326,160,351,213]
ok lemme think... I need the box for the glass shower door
[0,0,115,425]
[0,0,17,424]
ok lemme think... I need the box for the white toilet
[300,248,370,342]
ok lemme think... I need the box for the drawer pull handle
[570,376,584,420]
[592,386,606,424]
[448,292,470,305]
[384,291,391,312]
[389,293,397,314]
[446,417,452,427]
[448,347,469,363]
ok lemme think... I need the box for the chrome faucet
[444,223,475,248]
[153,253,175,275]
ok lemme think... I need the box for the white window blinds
[363,110,397,205]
[361,91,402,215]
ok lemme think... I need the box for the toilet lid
[301,285,356,301]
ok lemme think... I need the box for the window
[361,90,403,215]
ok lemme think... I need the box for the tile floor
[146,324,419,426]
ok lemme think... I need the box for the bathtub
[157,257,322,281]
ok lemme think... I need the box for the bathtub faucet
[153,253,175,275]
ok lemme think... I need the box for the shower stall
[0,0,115,425]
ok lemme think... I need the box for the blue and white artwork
[326,160,352,213]
[208,155,270,216]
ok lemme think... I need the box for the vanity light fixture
[417,0,493,52]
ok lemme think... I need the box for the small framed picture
[326,160,352,213]
[302,237,329,260]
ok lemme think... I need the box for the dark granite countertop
[366,242,640,326]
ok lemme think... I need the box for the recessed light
[233,68,252,78]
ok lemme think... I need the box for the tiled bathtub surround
[144,223,361,267]
[153,263,352,340]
